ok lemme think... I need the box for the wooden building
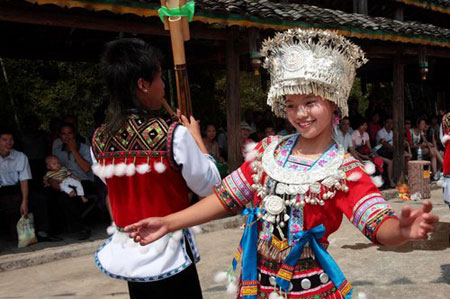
[1,0,450,175]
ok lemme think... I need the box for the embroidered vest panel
[92,116,189,227]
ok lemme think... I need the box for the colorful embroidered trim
[363,209,397,242]
[214,182,242,214]
[277,264,294,281]
[338,279,352,296]
[271,235,289,251]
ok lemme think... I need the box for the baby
[43,155,88,203]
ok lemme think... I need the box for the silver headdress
[261,28,367,118]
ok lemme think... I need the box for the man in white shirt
[376,118,394,159]
[335,117,361,159]
[0,128,60,242]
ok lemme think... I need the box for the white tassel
[191,225,203,234]
[347,171,363,182]
[136,163,151,174]
[154,161,167,173]
[126,163,136,176]
[104,164,115,178]
[92,163,102,177]
[358,292,367,299]
[114,163,127,177]
[214,271,228,283]
[371,176,384,187]
[364,161,376,175]
[226,282,238,295]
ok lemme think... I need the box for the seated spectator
[217,125,228,161]
[352,119,390,187]
[367,112,382,147]
[411,118,439,179]
[52,115,87,153]
[264,124,276,138]
[335,117,360,159]
[203,124,228,178]
[376,118,394,159]
[43,155,88,203]
[351,119,372,159]
[0,128,60,242]
[47,122,95,240]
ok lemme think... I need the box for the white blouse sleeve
[172,125,221,197]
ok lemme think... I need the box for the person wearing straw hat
[125,29,438,298]
[91,38,220,298]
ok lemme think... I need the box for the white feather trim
[226,282,238,295]
[441,134,450,145]
[136,163,151,174]
[347,171,363,182]
[358,292,367,299]
[214,271,228,283]
[114,163,127,177]
[104,164,115,178]
[191,225,203,234]
[126,163,136,176]
[371,175,384,187]
[244,142,258,161]
[364,161,376,175]
[154,162,167,173]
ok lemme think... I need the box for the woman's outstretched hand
[125,217,168,246]
[399,200,439,240]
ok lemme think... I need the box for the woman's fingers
[421,200,433,214]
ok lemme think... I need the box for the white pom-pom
[92,163,102,177]
[358,292,367,299]
[347,171,363,182]
[441,134,450,145]
[154,162,167,173]
[104,164,115,178]
[269,291,280,299]
[226,282,238,295]
[114,163,127,177]
[126,163,136,176]
[106,223,116,235]
[191,225,203,234]
[371,175,384,187]
[139,244,150,254]
[364,161,376,175]
[214,271,228,283]
[136,163,151,174]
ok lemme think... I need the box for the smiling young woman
[125,29,438,299]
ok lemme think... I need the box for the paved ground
[0,189,449,298]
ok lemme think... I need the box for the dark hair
[353,117,367,130]
[100,38,162,133]
[0,127,14,138]
[59,122,76,134]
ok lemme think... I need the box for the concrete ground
[0,189,449,298]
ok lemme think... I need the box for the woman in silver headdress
[125,29,438,298]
